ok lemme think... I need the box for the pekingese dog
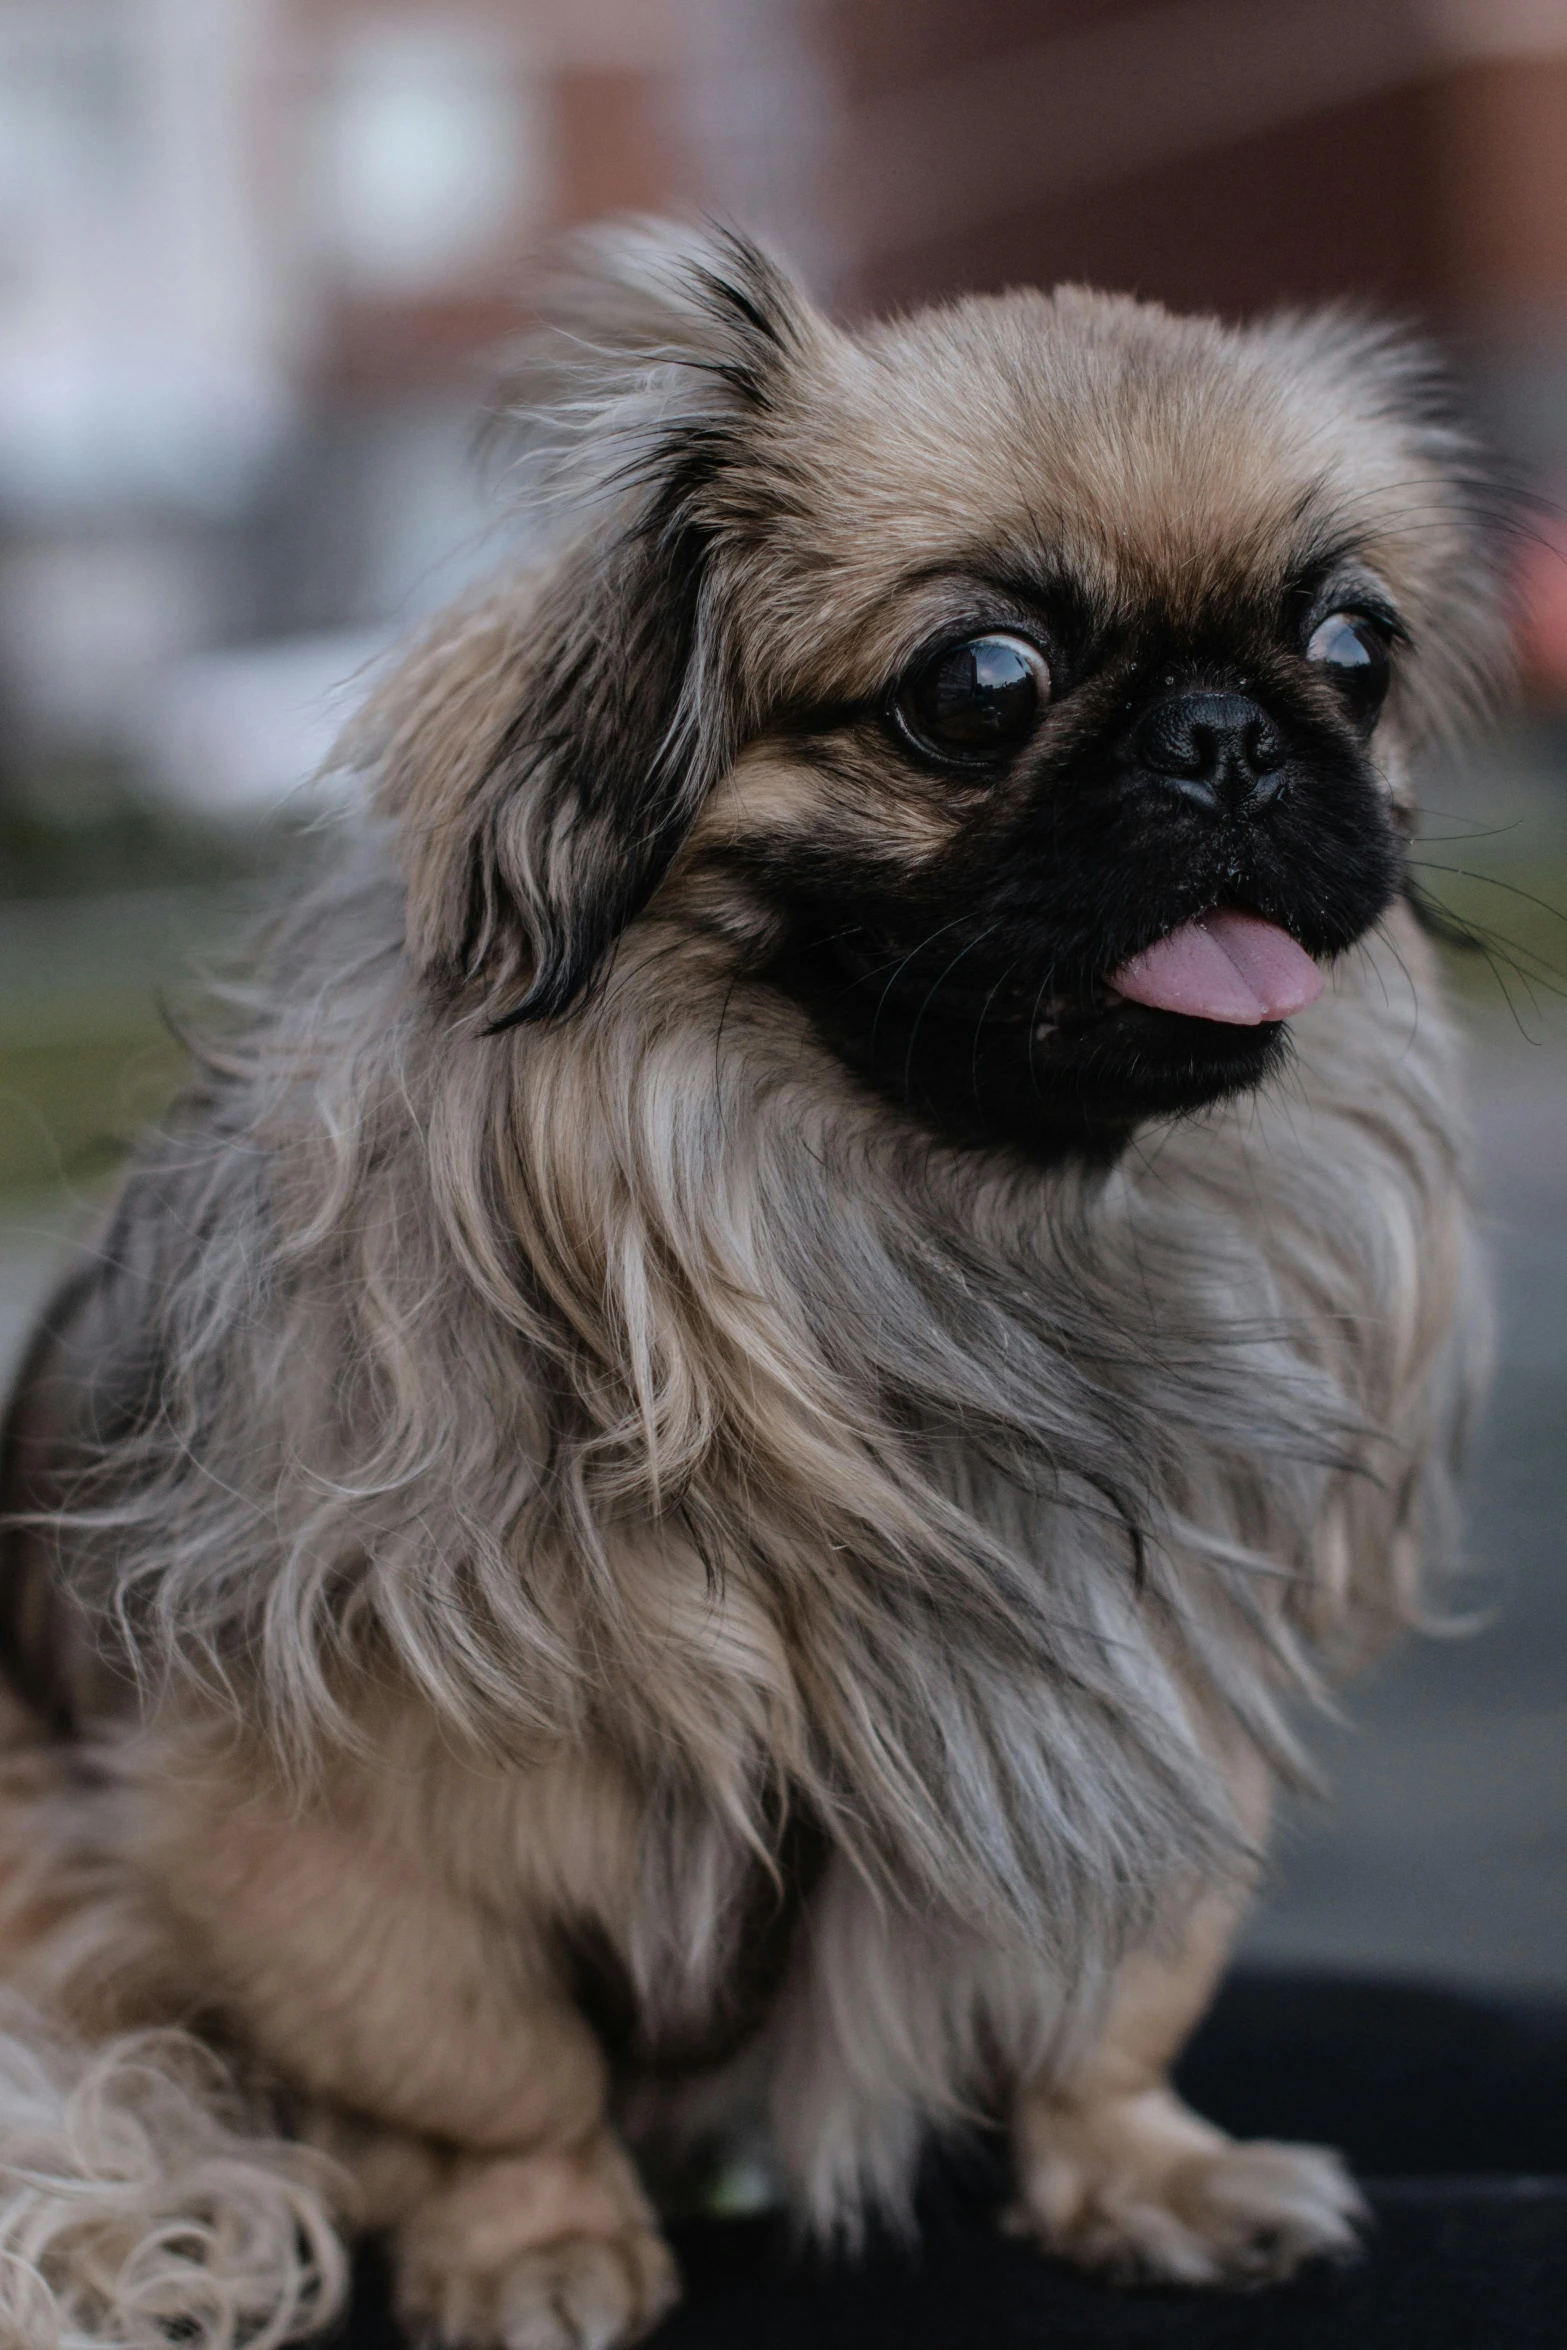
[0,224,1503,2349]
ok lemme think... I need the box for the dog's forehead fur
[729,283,1472,704]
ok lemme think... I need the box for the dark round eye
[896,632,1050,762]
[1305,610,1392,725]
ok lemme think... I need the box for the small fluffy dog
[0,225,1503,2348]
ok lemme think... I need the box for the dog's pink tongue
[1108,909,1323,1025]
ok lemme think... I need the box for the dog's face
[693,344,1412,1153]
[738,573,1394,1150]
[380,231,1504,1159]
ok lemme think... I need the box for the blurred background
[0,0,1563,1994]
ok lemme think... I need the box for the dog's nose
[1133,691,1286,809]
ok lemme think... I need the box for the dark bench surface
[328,1970,1567,2350]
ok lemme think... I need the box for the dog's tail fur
[0,1699,346,2348]
[0,2000,346,2350]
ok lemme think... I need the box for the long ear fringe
[481,217,817,531]
[363,219,822,1030]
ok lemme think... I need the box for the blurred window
[314,19,544,298]
[0,2,141,505]
[0,0,285,516]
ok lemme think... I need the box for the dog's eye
[896,633,1050,762]
[1305,611,1392,725]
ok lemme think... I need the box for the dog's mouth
[1103,907,1323,1026]
[832,906,1323,1041]
[783,897,1335,1159]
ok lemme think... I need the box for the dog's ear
[362,221,823,1028]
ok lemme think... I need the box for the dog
[0,223,1504,2348]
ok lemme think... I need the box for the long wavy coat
[0,225,1501,2349]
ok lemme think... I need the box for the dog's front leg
[1008,1763,1365,2287]
[145,1746,678,2350]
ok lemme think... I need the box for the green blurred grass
[0,1027,187,1194]
[1415,852,1567,1019]
[0,786,306,1199]
[0,881,259,1199]
[0,755,294,902]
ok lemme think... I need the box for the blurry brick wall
[288,0,700,394]
[819,0,1444,320]
[812,0,1567,699]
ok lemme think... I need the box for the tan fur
[0,224,1502,2345]
[1010,1740,1362,2281]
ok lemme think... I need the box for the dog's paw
[396,2135,679,2348]
[404,2224,677,2350]
[1008,2086,1366,2288]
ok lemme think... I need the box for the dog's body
[0,229,1500,2348]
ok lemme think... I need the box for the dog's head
[373,223,1507,1157]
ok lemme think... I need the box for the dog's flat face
[675,288,1494,1157]
[384,236,1503,1160]
[750,581,1388,1151]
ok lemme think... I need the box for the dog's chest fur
[560,1801,830,2078]
[3,889,1480,2160]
